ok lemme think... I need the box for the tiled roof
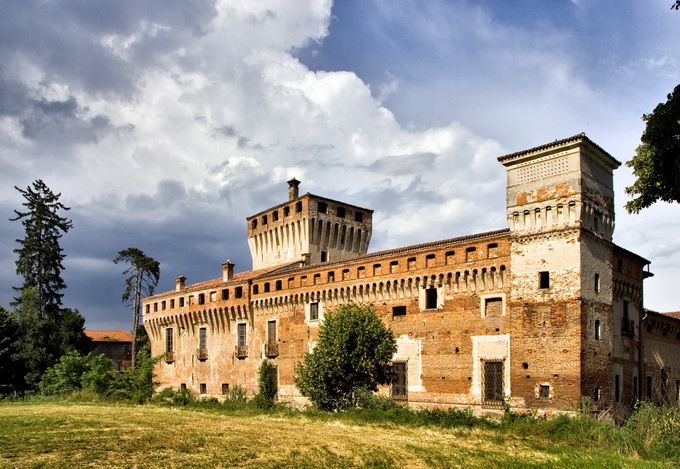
[85,330,132,342]
[496,133,620,166]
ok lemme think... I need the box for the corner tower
[247,179,373,269]
[498,134,621,410]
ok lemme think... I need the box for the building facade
[143,134,680,416]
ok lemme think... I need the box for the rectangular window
[262,214,268,225]
[283,206,290,217]
[222,289,229,300]
[327,271,335,282]
[594,387,601,402]
[313,274,321,285]
[288,277,294,288]
[390,261,398,273]
[275,280,282,290]
[264,282,270,292]
[342,269,349,280]
[318,202,328,214]
[373,263,382,275]
[268,320,277,343]
[425,288,438,309]
[484,297,503,317]
[198,293,205,305]
[200,383,207,394]
[539,271,550,289]
[594,273,600,292]
[407,257,416,270]
[199,327,207,350]
[357,266,366,278]
[445,251,455,265]
[426,254,435,267]
[392,306,407,317]
[222,383,229,395]
[272,210,279,221]
[488,243,499,258]
[180,383,187,390]
[154,303,158,312]
[296,201,302,213]
[595,320,601,340]
[593,215,600,233]
[170,299,175,309]
[466,247,476,262]
[237,323,247,347]
[145,304,150,314]
[301,276,308,286]
[337,207,346,218]
[355,211,364,222]
[235,286,243,298]
[539,385,550,399]
[179,297,185,307]
[165,328,174,353]
[310,302,319,321]
[161,301,166,311]
[251,219,257,229]
[253,285,259,295]
[615,374,621,403]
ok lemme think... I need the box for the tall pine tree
[11,180,89,389]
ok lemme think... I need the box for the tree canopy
[294,303,397,411]
[625,85,680,213]
[114,248,160,367]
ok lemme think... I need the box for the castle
[142,134,680,415]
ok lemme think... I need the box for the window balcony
[235,345,248,359]
[196,348,208,361]
[265,341,279,358]
[164,351,175,363]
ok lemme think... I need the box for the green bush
[39,351,113,395]
[108,345,159,403]
[619,402,680,460]
[294,304,397,411]
[252,360,278,409]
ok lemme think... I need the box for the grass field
[0,401,674,468]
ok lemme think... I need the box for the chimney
[288,178,300,201]
[301,253,310,266]
[175,275,186,291]
[222,260,235,281]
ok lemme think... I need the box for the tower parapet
[246,181,373,269]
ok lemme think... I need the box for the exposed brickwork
[143,134,680,415]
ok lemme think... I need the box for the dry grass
[0,402,672,468]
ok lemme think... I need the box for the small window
[426,254,435,267]
[594,273,600,292]
[283,206,290,217]
[373,263,382,275]
[539,271,550,289]
[310,302,319,321]
[393,306,407,317]
[595,320,601,340]
[272,210,279,221]
[445,251,455,265]
[355,211,364,222]
[425,288,438,309]
[222,383,230,395]
[179,297,185,307]
[318,202,328,214]
[275,280,282,291]
[484,297,503,317]
[154,303,158,312]
[200,383,207,394]
[465,247,476,262]
[593,215,600,233]
[199,327,207,350]
[145,304,150,314]
[320,251,328,262]
[313,273,321,285]
[237,323,247,347]
[327,271,335,282]
[170,299,175,309]
[235,286,243,298]
[337,207,346,218]
[161,301,166,311]
[251,219,257,229]
[222,289,229,300]
[539,385,550,399]
[262,214,268,225]
[253,285,259,295]
[594,387,601,402]
[198,293,205,305]
[390,260,398,273]
[407,257,416,270]
[357,266,366,278]
[264,282,270,293]
[342,269,349,280]
[180,383,187,390]
[296,201,302,213]
[488,243,498,258]
[301,275,308,286]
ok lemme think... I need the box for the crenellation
[143,134,678,417]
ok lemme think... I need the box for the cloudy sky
[1,0,678,330]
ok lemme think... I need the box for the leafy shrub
[619,402,680,460]
[108,345,159,403]
[252,360,278,409]
[294,304,397,411]
[39,351,113,395]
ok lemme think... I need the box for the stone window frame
[306,301,325,324]
[480,293,506,318]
